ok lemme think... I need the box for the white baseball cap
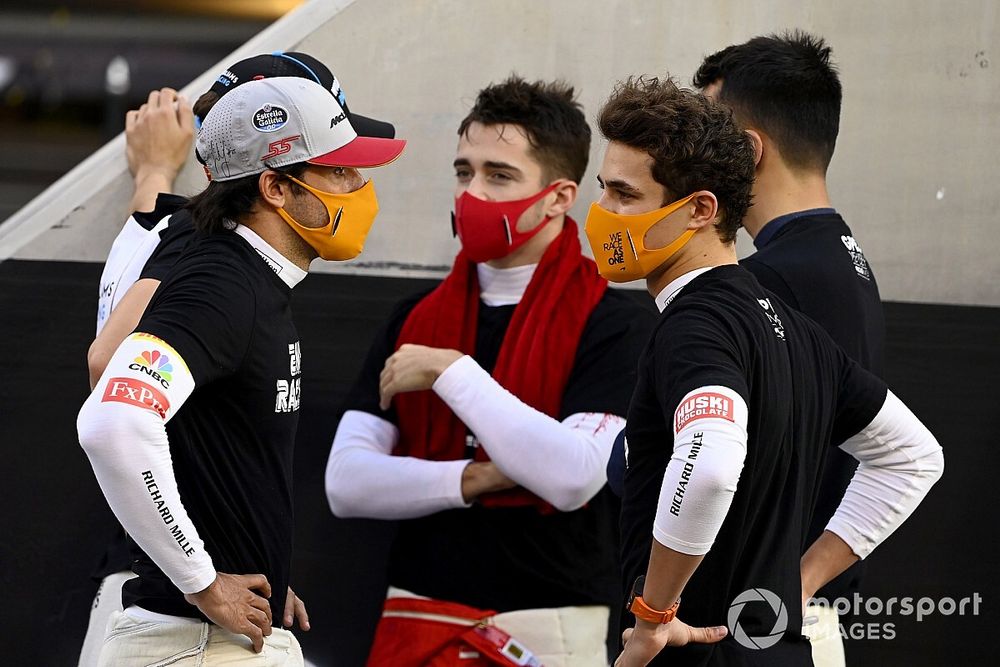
[196,76,406,181]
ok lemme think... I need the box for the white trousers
[79,570,137,667]
[802,604,846,667]
[97,608,304,667]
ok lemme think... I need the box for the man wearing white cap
[78,53,402,667]
[77,76,405,666]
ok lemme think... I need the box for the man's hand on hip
[283,586,310,631]
[184,572,273,653]
[379,344,463,410]
[615,619,727,667]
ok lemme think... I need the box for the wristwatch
[628,575,680,624]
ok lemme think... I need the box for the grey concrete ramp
[2,0,998,304]
[0,0,358,265]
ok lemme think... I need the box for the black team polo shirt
[621,265,886,666]
[741,208,885,604]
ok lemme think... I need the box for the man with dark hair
[584,76,942,667]
[77,76,404,666]
[694,32,885,665]
[325,75,653,666]
[90,52,397,385]
[79,52,400,667]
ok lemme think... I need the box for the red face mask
[451,184,559,262]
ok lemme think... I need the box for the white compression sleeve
[652,386,749,556]
[77,332,216,594]
[325,410,471,519]
[825,390,944,559]
[432,355,624,512]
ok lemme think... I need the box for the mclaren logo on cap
[253,104,289,133]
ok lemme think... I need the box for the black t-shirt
[621,265,886,666]
[342,285,654,611]
[122,231,302,623]
[741,211,885,599]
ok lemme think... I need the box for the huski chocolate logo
[253,104,289,133]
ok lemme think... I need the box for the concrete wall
[2,0,997,305]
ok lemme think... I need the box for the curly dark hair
[457,75,591,184]
[597,76,755,243]
[693,31,841,173]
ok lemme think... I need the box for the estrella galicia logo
[727,588,788,650]
[253,104,289,133]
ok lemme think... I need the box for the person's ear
[687,191,719,230]
[259,170,290,209]
[746,129,764,168]
[542,179,578,218]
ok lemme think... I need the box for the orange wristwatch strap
[630,594,680,624]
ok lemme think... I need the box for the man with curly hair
[326,75,654,666]
[585,76,942,666]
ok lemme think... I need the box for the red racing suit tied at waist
[366,596,542,667]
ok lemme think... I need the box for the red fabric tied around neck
[392,219,607,512]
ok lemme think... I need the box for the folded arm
[432,355,624,511]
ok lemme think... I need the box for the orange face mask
[584,194,696,283]
[276,176,380,261]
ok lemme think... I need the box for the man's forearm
[432,355,621,511]
[79,333,214,593]
[325,410,471,519]
[801,530,859,601]
[641,540,704,615]
[129,169,176,215]
[89,278,160,388]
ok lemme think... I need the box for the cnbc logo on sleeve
[129,350,173,389]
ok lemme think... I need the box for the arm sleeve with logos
[77,260,256,594]
[646,308,752,555]
[326,289,473,519]
[825,356,943,558]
